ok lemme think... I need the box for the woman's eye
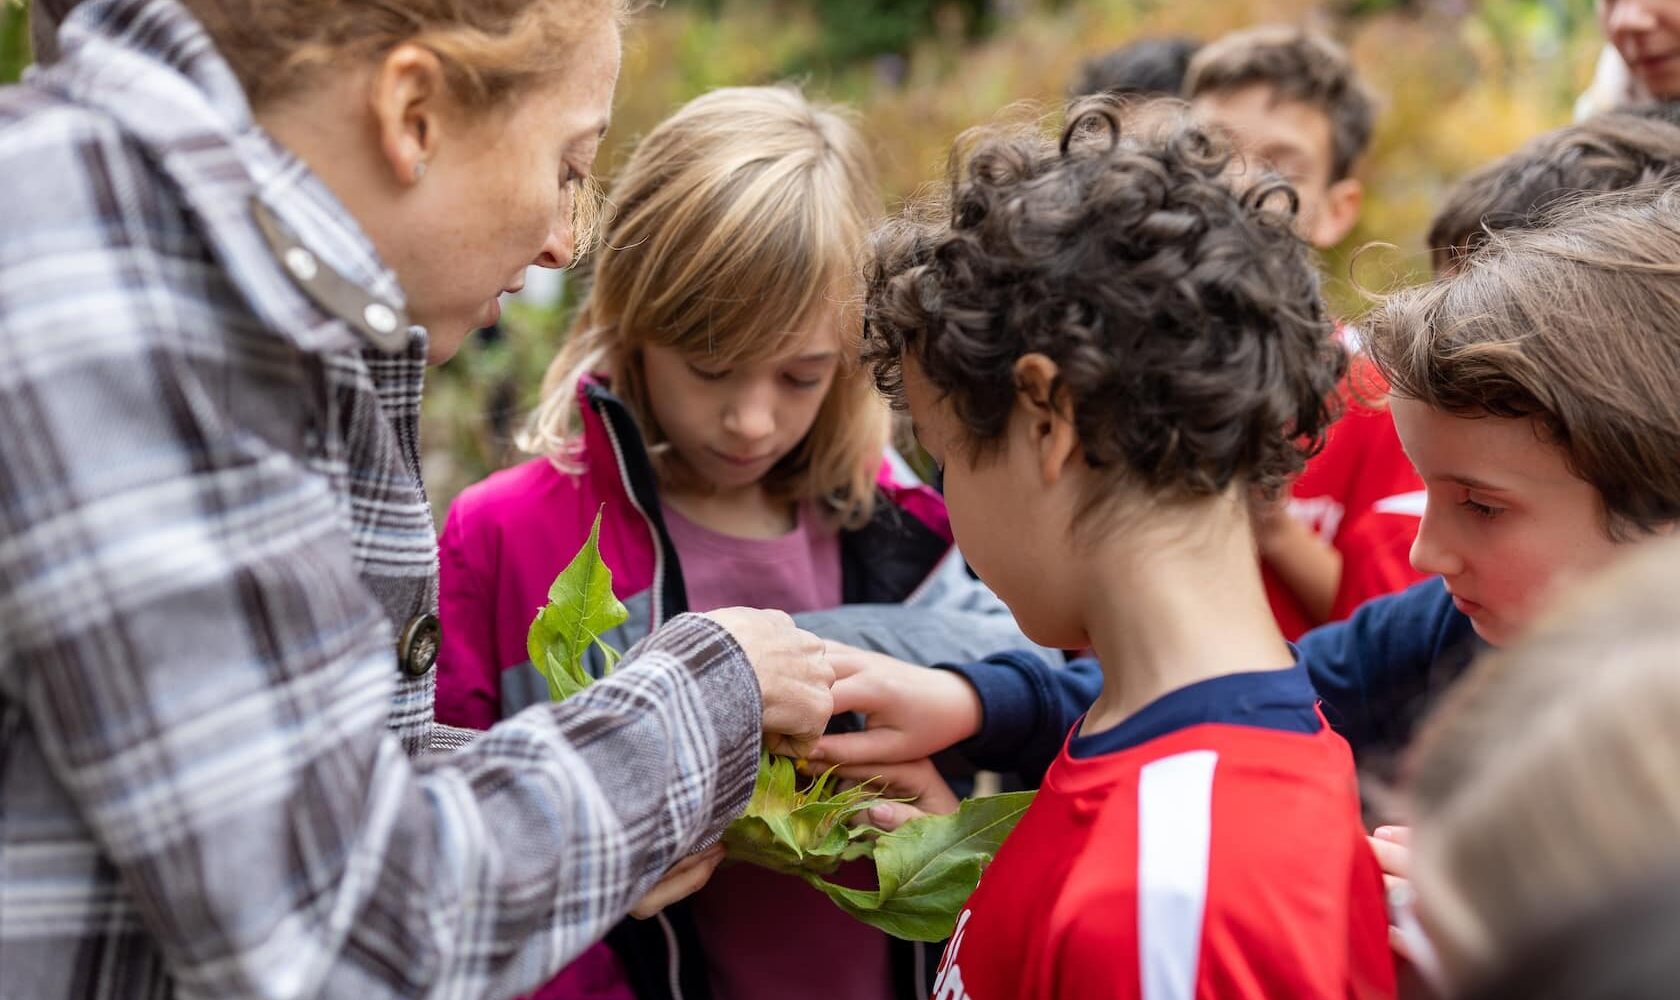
[687,363,729,382]
[784,374,823,390]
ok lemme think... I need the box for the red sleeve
[435,501,504,730]
[1313,360,1428,623]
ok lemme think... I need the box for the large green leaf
[528,508,628,700]
[525,525,1031,941]
[807,790,1035,942]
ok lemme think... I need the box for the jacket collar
[40,0,418,358]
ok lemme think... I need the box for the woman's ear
[368,43,450,187]
[1013,353,1080,486]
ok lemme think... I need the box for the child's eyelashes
[686,362,730,382]
[1459,496,1503,520]
[683,362,825,390]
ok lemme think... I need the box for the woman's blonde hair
[180,0,631,111]
[1407,535,1680,984]
[520,85,890,527]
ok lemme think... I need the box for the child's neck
[663,479,798,540]
[1078,495,1294,739]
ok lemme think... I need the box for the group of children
[432,18,1680,1000]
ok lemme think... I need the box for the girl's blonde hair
[521,85,890,526]
[1407,535,1680,984]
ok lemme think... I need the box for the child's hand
[1371,826,1422,961]
[1370,824,1412,888]
[828,758,960,832]
[630,843,726,919]
[802,642,983,768]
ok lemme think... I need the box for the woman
[0,2,833,998]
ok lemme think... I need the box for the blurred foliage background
[1,0,1605,518]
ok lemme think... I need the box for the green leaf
[528,508,628,703]
[524,516,1029,941]
[721,754,883,876]
[806,790,1035,942]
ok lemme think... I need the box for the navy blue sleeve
[1298,576,1482,757]
[942,653,1103,783]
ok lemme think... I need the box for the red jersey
[933,667,1395,1000]
[1265,347,1426,639]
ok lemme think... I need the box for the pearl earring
[413,162,428,181]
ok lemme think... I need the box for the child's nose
[1408,507,1464,579]
[723,392,776,442]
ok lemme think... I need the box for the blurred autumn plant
[422,0,1602,520]
[0,0,1597,520]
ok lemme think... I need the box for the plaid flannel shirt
[0,2,762,997]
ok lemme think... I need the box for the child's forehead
[1192,85,1333,161]
[1390,398,1572,488]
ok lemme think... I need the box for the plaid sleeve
[0,97,760,999]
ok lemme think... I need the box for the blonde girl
[438,85,1040,1000]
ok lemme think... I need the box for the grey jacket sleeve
[793,547,1063,667]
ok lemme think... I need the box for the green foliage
[810,790,1036,941]
[422,1,1608,520]
[526,530,1032,940]
[721,753,883,876]
[528,509,629,700]
[2,0,30,85]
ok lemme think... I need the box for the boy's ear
[1311,176,1364,248]
[369,42,450,187]
[1013,354,1080,486]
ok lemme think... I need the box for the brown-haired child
[1428,106,1680,273]
[1184,26,1427,641]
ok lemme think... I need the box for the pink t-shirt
[663,501,893,1000]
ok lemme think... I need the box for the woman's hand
[703,608,835,759]
[803,642,984,768]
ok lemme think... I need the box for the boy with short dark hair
[862,102,1395,1000]
[1069,36,1202,100]
[1184,25,1426,641]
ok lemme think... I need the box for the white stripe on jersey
[1138,750,1219,1000]
[1373,490,1429,518]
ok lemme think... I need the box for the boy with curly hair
[862,103,1395,1000]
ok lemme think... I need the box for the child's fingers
[861,801,928,833]
[805,728,907,767]
[630,845,725,920]
[1369,829,1414,880]
[1389,925,1417,965]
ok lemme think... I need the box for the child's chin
[1465,614,1509,648]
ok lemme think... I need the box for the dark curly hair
[864,98,1345,510]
